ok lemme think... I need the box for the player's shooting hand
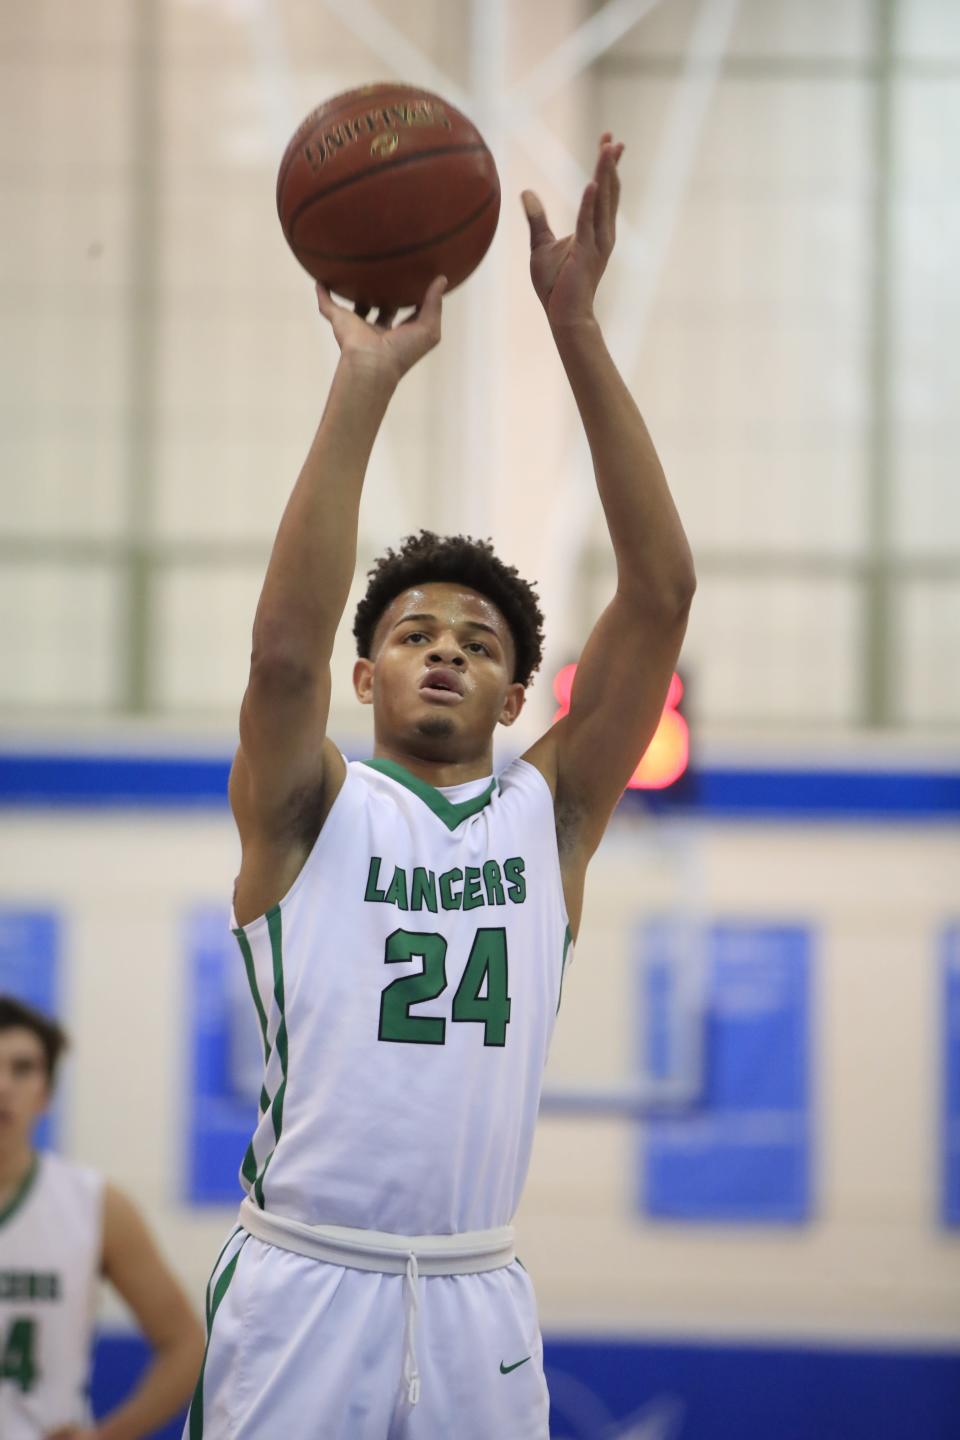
[315,276,447,386]
[522,134,623,329]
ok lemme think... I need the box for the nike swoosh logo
[500,1356,531,1375]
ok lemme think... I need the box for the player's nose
[428,642,465,665]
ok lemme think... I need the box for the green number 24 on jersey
[379,927,510,1046]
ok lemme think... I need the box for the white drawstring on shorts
[402,1252,421,1404]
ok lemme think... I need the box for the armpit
[283,781,329,847]
[554,791,588,862]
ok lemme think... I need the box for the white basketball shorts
[185,1229,550,1439]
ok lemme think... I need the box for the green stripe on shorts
[190,1235,246,1440]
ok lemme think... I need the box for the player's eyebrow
[392,612,436,629]
[393,612,501,640]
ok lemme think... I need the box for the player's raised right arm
[235,278,447,846]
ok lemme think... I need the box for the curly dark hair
[0,994,69,1084]
[353,530,545,687]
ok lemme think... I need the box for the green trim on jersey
[556,925,573,1014]
[0,1155,39,1228]
[234,925,270,1063]
[234,904,288,1209]
[235,922,269,1192]
[362,759,497,831]
[253,905,288,1210]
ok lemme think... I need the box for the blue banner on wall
[186,905,260,1205]
[943,924,960,1227]
[640,921,811,1222]
[0,908,60,1150]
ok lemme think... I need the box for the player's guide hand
[522,132,624,329]
[315,275,447,387]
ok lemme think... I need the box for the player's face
[0,1028,50,1151]
[355,582,525,762]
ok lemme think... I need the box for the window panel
[0,428,127,542]
[892,80,960,556]
[149,562,263,713]
[682,576,862,725]
[611,0,872,61]
[604,73,870,558]
[896,0,960,61]
[897,581,960,726]
[0,563,122,709]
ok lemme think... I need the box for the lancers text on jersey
[364,856,526,913]
[0,1270,60,1301]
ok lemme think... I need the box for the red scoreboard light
[551,664,689,791]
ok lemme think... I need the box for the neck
[372,743,493,789]
[0,1141,35,1199]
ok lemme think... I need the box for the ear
[498,682,526,728]
[353,657,375,705]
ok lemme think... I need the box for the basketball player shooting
[188,135,695,1439]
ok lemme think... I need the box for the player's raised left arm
[521,136,696,859]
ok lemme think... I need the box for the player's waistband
[238,1196,515,1275]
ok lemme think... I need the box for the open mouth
[419,669,464,704]
[420,688,463,705]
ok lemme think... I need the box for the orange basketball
[276,83,501,309]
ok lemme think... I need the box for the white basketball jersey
[0,1152,103,1437]
[234,756,572,1235]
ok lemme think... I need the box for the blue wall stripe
[0,753,232,807]
[91,1331,960,1440]
[0,751,958,818]
[631,765,960,819]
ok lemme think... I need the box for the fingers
[594,136,623,255]
[521,190,555,249]
[572,137,622,253]
[316,283,367,324]
[403,274,447,333]
[418,273,448,321]
[315,282,339,320]
[575,180,598,247]
[375,306,397,329]
[425,273,449,303]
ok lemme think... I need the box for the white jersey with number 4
[0,1151,103,1437]
[233,755,573,1235]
